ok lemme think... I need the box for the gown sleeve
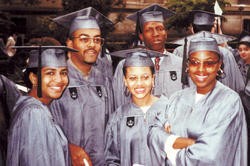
[104,112,121,166]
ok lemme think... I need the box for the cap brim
[127,3,175,22]
[171,31,236,45]
[12,45,78,53]
[110,48,165,58]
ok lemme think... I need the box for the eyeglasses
[71,35,104,45]
[188,58,220,68]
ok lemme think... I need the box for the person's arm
[175,96,247,165]
[69,143,92,166]
[104,113,121,166]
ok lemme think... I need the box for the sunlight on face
[188,51,222,94]
[124,66,154,101]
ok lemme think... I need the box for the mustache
[83,49,98,54]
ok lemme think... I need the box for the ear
[123,76,128,87]
[152,74,155,87]
[139,33,144,42]
[29,72,38,86]
[66,38,73,58]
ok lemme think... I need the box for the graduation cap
[52,7,114,35]
[188,37,221,57]
[238,35,250,45]
[171,31,236,45]
[12,46,78,97]
[191,10,224,26]
[110,48,164,67]
[127,4,175,33]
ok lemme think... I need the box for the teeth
[50,87,61,90]
[195,75,208,81]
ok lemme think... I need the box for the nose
[136,78,143,86]
[53,72,63,83]
[88,38,95,47]
[197,62,206,72]
[152,28,159,36]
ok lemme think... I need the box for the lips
[49,86,64,93]
[194,75,208,82]
[134,88,145,94]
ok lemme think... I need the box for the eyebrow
[78,33,101,37]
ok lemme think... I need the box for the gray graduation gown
[50,61,114,166]
[174,45,245,93]
[96,51,113,79]
[112,51,182,109]
[104,95,168,166]
[7,96,70,166]
[148,81,247,166]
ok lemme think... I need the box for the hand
[69,143,93,166]
[173,137,195,149]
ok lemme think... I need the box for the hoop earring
[217,68,226,79]
[124,87,130,97]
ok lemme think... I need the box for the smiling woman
[148,37,247,166]
[6,45,77,166]
[104,48,170,166]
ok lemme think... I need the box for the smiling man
[50,7,114,166]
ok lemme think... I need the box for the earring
[217,68,226,79]
[185,67,189,73]
[124,87,130,97]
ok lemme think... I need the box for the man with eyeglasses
[50,7,114,166]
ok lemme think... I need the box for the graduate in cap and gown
[53,7,114,79]
[148,37,247,166]
[50,7,114,166]
[236,34,250,160]
[7,46,77,166]
[172,10,245,93]
[105,48,170,166]
[112,4,183,109]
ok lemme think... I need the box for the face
[139,21,167,53]
[33,67,68,104]
[68,28,102,65]
[188,51,222,94]
[238,44,250,64]
[124,66,154,101]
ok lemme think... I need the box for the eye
[142,75,149,80]
[79,36,90,43]
[128,76,137,81]
[204,61,219,67]
[60,70,68,76]
[189,59,200,66]
[45,71,55,76]
[156,26,165,32]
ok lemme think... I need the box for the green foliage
[165,0,230,30]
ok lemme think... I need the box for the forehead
[239,43,250,48]
[189,51,219,59]
[42,66,68,71]
[71,28,101,37]
[143,21,165,28]
[126,66,152,74]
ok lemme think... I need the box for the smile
[195,75,208,81]
[134,88,145,94]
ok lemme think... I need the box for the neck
[29,88,51,105]
[70,56,92,76]
[132,94,155,107]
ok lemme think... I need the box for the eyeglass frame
[187,58,221,68]
[70,34,105,46]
